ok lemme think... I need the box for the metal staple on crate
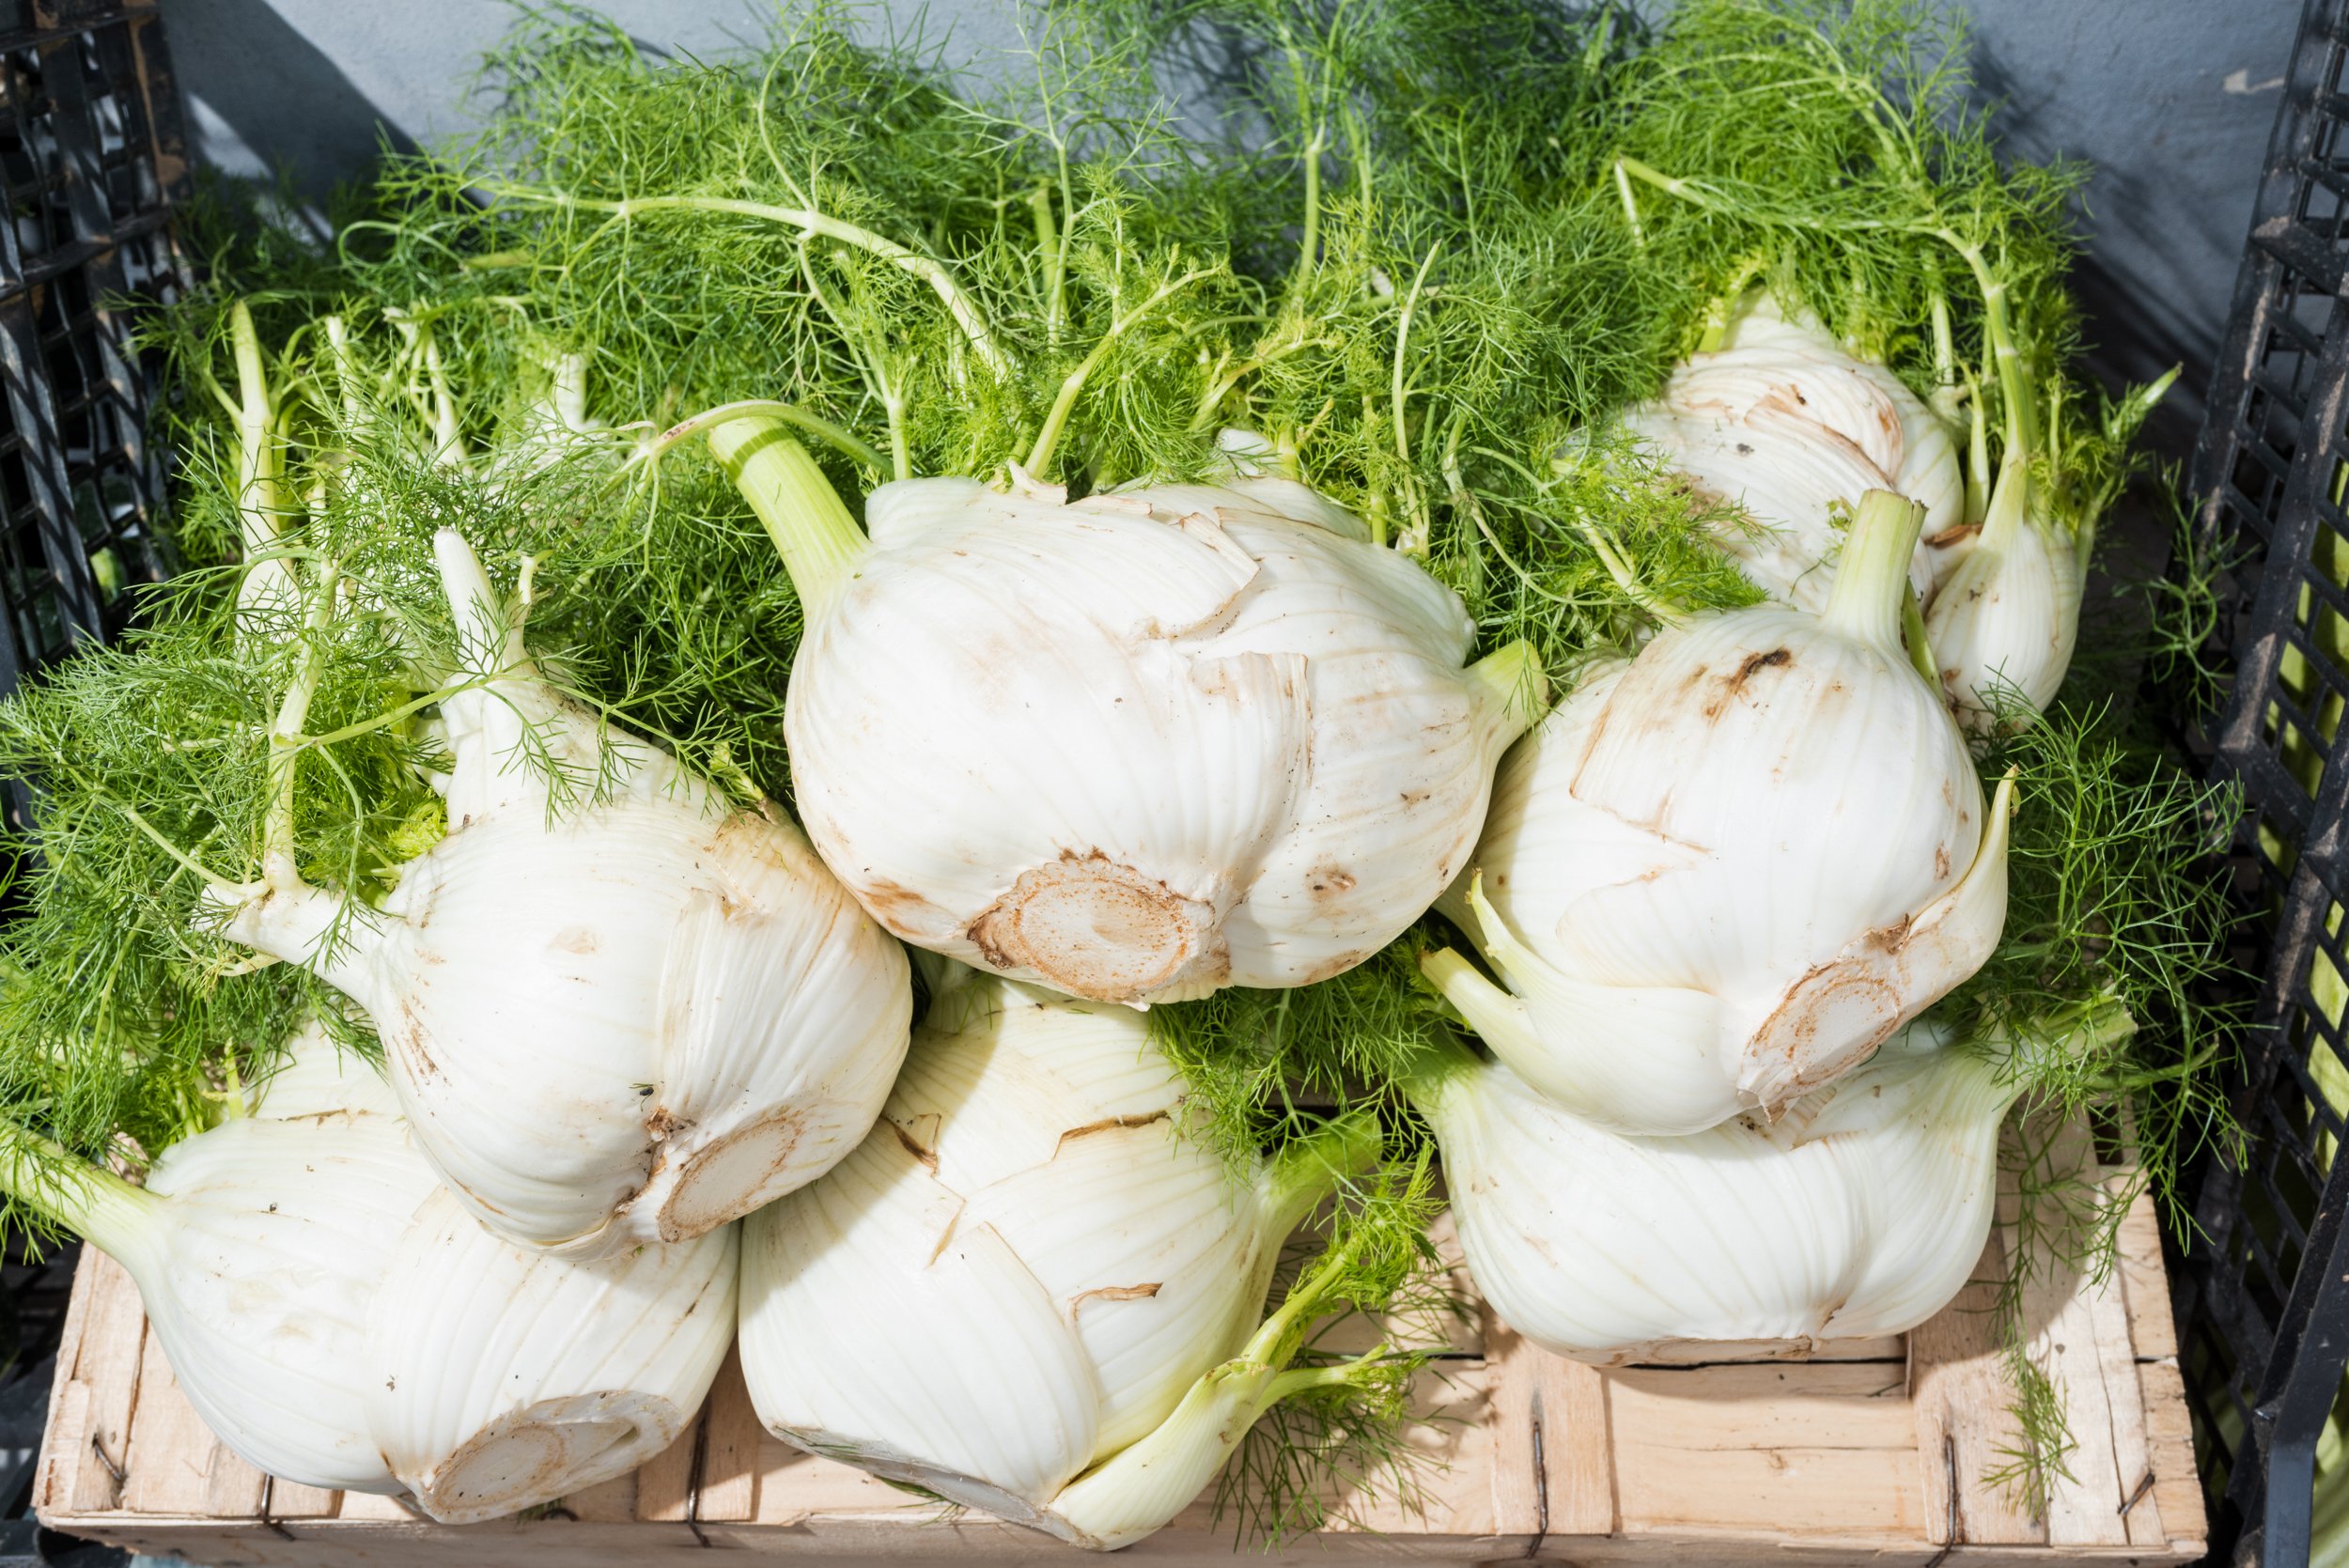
[2184,0,2349,1563]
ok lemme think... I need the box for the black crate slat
[0,0,180,723]
[0,6,181,1551]
[2180,0,2349,1561]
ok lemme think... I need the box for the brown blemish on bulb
[388,999,441,1080]
[1302,951,1367,985]
[1702,646,1794,720]
[855,877,938,938]
[888,1118,941,1172]
[1069,1281,1163,1318]
[1308,867,1358,898]
[1053,1110,1172,1154]
[1935,845,1952,879]
[551,925,599,955]
[1732,647,1793,687]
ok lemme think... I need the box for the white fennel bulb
[1623,295,1962,613]
[366,1188,737,1524]
[1713,297,1967,545]
[3,1023,739,1520]
[1425,490,2012,1132]
[62,1024,436,1492]
[215,529,910,1253]
[1922,448,2082,730]
[737,965,1380,1550]
[712,415,1545,1005]
[1408,1006,2132,1362]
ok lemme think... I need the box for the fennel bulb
[2,1024,739,1519]
[1623,296,1963,613]
[1921,444,2079,729]
[216,529,910,1254]
[366,1186,736,1523]
[714,415,1545,1005]
[738,964,1383,1550]
[1425,489,2012,1133]
[1408,1006,2130,1362]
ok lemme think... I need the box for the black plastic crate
[0,6,180,1567]
[2180,0,2349,1563]
[0,0,185,786]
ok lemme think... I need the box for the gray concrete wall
[164,0,2305,456]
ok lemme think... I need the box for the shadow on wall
[163,0,420,209]
[1963,3,2297,459]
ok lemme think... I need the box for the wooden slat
[2088,1176,2164,1551]
[1629,1335,1905,1366]
[2139,1356,2207,1555]
[630,1405,703,1524]
[2014,1119,2127,1550]
[33,1247,99,1516]
[752,1432,915,1524]
[2115,1188,2179,1362]
[1539,1356,1616,1536]
[49,1249,146,1516]
[262,1478,341,1521]
[1908,1233,2044,1546]
[1484,1304,1615,1540]
[331,1490,423,1522]
[695,1347,763,1523]
[560,1470,638,1524]
[1606,1362,1922,1545]
[118,1321,268,1518]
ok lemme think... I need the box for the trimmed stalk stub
[213,528,910,1253]
[966,851,1229,1001]
[738,970,1380,1551]
[1446,493,2001,1134]
[757,460,1545,1005]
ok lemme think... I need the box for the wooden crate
[35,1134,2206,1566]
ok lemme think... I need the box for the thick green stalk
[231,301,277,557]
[1978,441,2034,557]
[0,1122,163,1272]
[1258,1110,1381,1241]
[1048,1182,1398,1550]
[262,563,343,891]
[1391,1019,1485,1124]
[1965,379,1993,528]
[1465,641,1551,747]
[1050,1357,1286,1548]
[1292,123,1329,288]
[1822,489,1925,652]
[708,417,870,621]
[1935,230,2038,462]
[1902,594,1939,687]
[229,301,299,625]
